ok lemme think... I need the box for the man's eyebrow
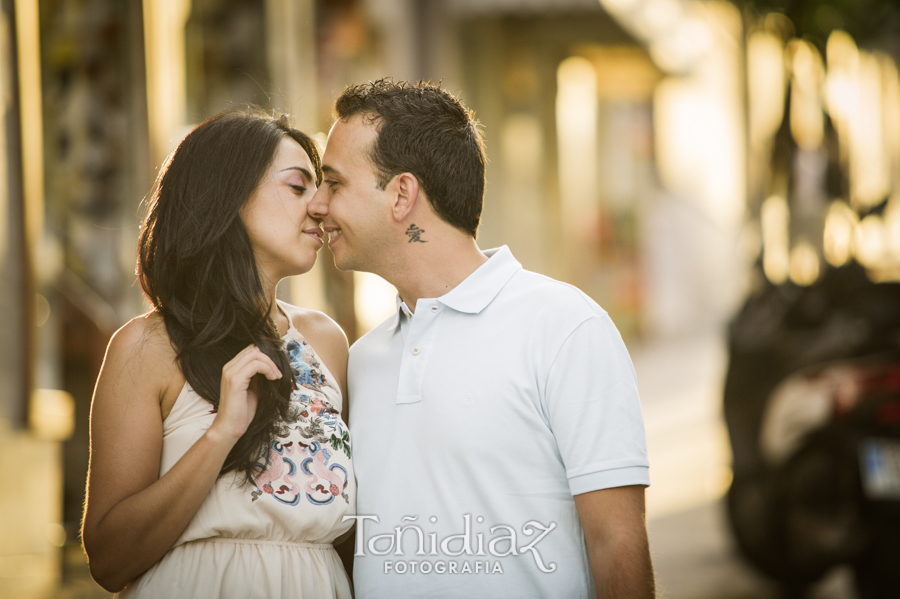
[279,166,314,182]
[322,165,342,179]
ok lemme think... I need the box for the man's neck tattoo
[406,224,427,243]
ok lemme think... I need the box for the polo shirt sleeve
[543,313,650,495]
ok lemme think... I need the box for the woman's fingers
[214,344,283,441]
[235,358,282,383]
[223,345,283,384]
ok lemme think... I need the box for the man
[309,79,654,599]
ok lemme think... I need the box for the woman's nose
[308,194,328,217]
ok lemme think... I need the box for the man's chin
[330,251,354,272]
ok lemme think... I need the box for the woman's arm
[81,316,282,592]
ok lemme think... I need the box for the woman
[81,109,354,598]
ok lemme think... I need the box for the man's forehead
[325,115,378,159]
[331,113,378,139]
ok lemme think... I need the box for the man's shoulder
[349,311,398,356]
[504,268,605,318]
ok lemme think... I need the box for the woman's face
[241,136,323,286]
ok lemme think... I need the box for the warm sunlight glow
[850,53,890,208]
[823,201,857,267]
[762,195,789,284]
[789,240,820,286]
[599,0,641,13]
[886,196,900,260]
[556,56,599,233]
[0,11,9,263]
[747,31,785,148]
[855,215,887,267]
[14,0,44,267]
[143,0,191,166]
[787,40,824,150]
[353,272,398,335]
[649,17,713,73]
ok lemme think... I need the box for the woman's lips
[303,227,324,246]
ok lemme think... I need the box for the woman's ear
[391,172,420,223]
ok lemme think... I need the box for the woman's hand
[211,344,283,441]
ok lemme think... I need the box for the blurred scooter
[723,262,900,598]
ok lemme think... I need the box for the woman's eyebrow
[279,166,313,182]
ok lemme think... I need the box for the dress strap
[275,299,300,338]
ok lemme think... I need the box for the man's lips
[324,227,342,248]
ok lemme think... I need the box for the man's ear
[391,172,420,222]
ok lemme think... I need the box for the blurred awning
[598,0,713,73]
[448,0,711,75]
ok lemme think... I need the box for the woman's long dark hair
[137,108,323,485]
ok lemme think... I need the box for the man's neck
[387,235,488,314]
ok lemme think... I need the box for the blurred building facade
[8,0,898,596]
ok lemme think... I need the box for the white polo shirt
[347,246,649,599]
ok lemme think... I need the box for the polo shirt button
[412,347,421,355]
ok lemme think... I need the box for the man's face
[309,115,393,273]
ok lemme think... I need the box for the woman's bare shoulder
[108,311,171,355]
[104,311,181,392]
[279,302,349,400]
[280,302,348,348]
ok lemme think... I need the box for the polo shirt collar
[386,246,521,332]
[437,246,521,313]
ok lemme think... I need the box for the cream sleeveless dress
[118,305,356,598]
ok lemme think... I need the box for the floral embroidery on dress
[285,339,353,461]
[250,439,350,505]
[250,334,352,505]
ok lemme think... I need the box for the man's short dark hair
[335,79,486,238]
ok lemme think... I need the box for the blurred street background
[2,0,900,597]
